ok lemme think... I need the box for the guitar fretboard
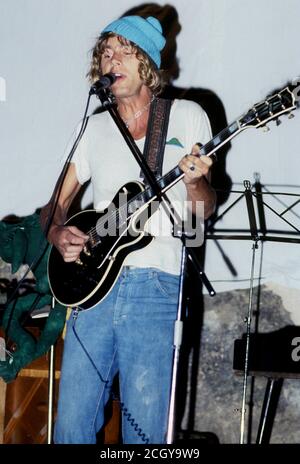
[130,120,240,207]
[200,121,239,156]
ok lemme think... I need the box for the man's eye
[122,47,133,55]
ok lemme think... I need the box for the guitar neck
[130,80,298,208]
[126,120,241,215]
[159,82,298,193]
[200,121,240,157]
[153,120,241,194]
[104,82,298,230]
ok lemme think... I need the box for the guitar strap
[139,97,173,183]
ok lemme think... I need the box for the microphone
[89,73,117,95]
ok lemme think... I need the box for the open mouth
[113,73,125,82]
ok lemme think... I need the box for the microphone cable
[71,310,149,444]
[3,90,95,338]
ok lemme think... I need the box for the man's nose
[111,50,122,64]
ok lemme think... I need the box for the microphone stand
[205,177,300,443]
[239,181,259,444]
[98,89,215,296]
[97,89,215,443]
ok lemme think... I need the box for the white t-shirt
[70,99,212,275]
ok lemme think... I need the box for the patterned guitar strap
[139,97,173,183]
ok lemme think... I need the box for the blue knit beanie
[101,15,166,68]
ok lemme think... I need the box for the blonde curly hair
[87,32,166,95]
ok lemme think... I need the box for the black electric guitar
[48,83,298,309]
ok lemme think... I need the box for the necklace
[122,95,155,128]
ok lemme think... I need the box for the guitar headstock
[238,82,299,130]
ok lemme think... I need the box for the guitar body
[48,181,154,309]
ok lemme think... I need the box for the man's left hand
[179,144,213,186]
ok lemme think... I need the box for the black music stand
[205,175,300,444]
[233,325,300,444]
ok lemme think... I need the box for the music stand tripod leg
[47,297,56,444]
[256,377,283,444]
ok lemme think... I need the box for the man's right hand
[49,225,89,262]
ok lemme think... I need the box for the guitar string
[87,191,155,242]
[86,166,182,243]
[88,188,150,240]
[86,165,183,242]
[204,97,285,154]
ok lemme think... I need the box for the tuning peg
[262,125,270,132]
[288,113,295,119]
[276,118,282,126]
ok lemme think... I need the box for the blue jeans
[54,267,180,444]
